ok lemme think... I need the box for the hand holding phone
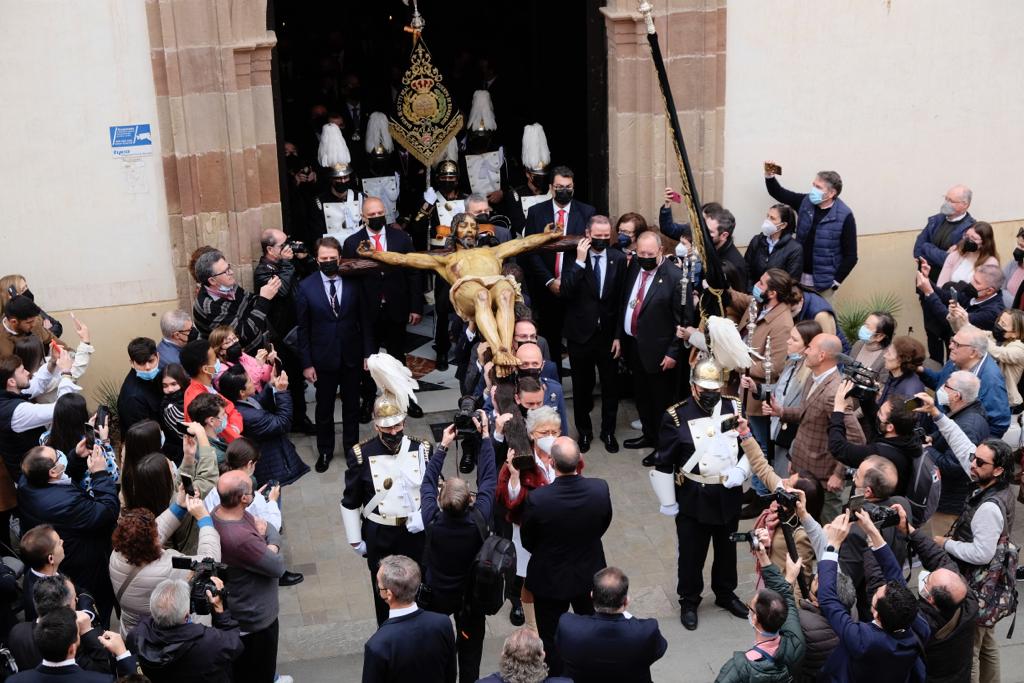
[180,474,196,497]
[83,423,97,451]
[847,494,865,514]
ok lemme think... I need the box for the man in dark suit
[522,437,612,675]
[616,232,684,460]
[17,446,119,628]
[522,165,596,373]
[343,197,425,422]
[295,236,372,473]
[466,194,513,243]
[556,567,667,683]
[560,215,627,453]
[9,607,137,682]
[362,554,456,683]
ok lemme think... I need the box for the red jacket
[497,455,584,525]
[182,380,243,443]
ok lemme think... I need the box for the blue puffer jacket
[921,355,1010,437]
[797,197,852,290]
[912,212,975,272]
[798,291,851,353]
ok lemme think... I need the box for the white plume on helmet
[318,122,351,168]
[364,112,394,154]
[706,316,753,371]
[367,353,419,415]
[467,90,497,131]
[521,123,550,173]
[438,137,459,163]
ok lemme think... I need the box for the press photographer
[829,379,927,516]
[127,577,244,683]
[838,456,910,619]
[419,412,502,683]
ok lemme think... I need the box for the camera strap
[116,564,145,603]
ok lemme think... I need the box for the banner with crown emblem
[388,38,463,169]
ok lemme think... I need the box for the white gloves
[723,466,747,489]
[406,510,425,534]
[659,503,679,517]
[423,187,438,205]
[351,541,367,557]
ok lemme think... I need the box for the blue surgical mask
[751,284,764,302]
[808,186,826,205]
[787,353,803,362]
[136,367,160,381]
[214,360,224,375]
[217,416,228,434]
[54,451,68,471]
[160,431,166,448]
[857,325,874,343]
[217,284,236,295]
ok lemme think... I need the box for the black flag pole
[637,1,728,321]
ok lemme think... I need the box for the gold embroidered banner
[389,38,463,169]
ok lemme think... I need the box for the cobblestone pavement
[273,397,1024,681]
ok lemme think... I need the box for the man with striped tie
[295,236,373,473]
[523,166,596,376]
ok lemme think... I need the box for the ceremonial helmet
[318,122,353,179]
[437,159,459,181]
[373,392,406,428]
[691,357,727,390]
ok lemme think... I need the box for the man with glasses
[919,325,1009,437]
[157,310,194,369]
[192,248,282,351]
[522,165,596,374]
[913,392,1015,683]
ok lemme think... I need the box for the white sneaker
[275,676,294,683]
[631,419,642,431]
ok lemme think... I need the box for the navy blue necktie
[592,254,603,297]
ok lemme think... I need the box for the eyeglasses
[970,454,994,467]
[948,339,965,350]
[211,266,234,278]
[533,429,560,438]
[552,184,573,191]
[943,196,966,205]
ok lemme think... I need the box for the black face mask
[332,181,351,194]
[187,326,200,343]
[962,240,979,253]
[518,367,542,381]
[437,180,457,193]
[554,188,574,205]
[518,404,529,417]
[962,283,979,300]
[380,430,404,453]
[993,326,1007,344]
[367,216,387,231]
[20,288,34,302]
[637,256,658,271]
[319,260,340,277]
[1014,248,1024,264]
[696,389,721,414]
[590,238,609,251]
[473,212,491,224]
[226,342,243,363]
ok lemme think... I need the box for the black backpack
[907,449,941,526]
[466,511,517,616]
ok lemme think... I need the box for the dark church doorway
[267,0,608,237]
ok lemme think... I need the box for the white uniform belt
[678,470,726,486]
[364,511,408,527]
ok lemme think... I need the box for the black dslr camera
[761,489,799,516]
[729,531,762,552]
[453,395,480,440]
[838,354,879,402]
[171,556,227,615]
[862,502,900,530]
[286,240,308,256]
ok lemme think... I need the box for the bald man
[767,333,864,521]
[211,469,287,683]
[343,197,425,422]
[901,504,979,682]
[515,343,568,435]
[254,228,313,434]
[913,184,975,361]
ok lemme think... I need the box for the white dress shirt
[546,200,572,286]
[367,228,388,252]
[622,266,656,337]
[319,271,342,306]
[575,250,607,298]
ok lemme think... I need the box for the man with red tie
[343,197,425,423]
[523,166,596,375]
[617,232,685,464]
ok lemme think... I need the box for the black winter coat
[236,387,310,487]
[127,610,245,683]
[796,602,838,682]
[744,231,804,284]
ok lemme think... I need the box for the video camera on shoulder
[837,353,879,402]
[171,556,228,615]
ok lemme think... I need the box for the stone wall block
[177,46,227,96]
[666,9,705,57]
[162,155,181,215]
[169,0,218,47]
[257,143,280,205]
[194,151,231,214]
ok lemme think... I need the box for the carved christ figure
[357,213,560,375]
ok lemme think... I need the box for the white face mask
[761,220,778,237]
[536,435,556,454]
[936,388,950,407]
[917,570,931,596]
[675,242,689,258]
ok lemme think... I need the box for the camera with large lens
[453,395,480,439]
[837,354,879,402]
[760,489,799,515]
[729,531,762,551]
[170,556,227,615]
[862,502,900,530]
[286,240,308,255]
